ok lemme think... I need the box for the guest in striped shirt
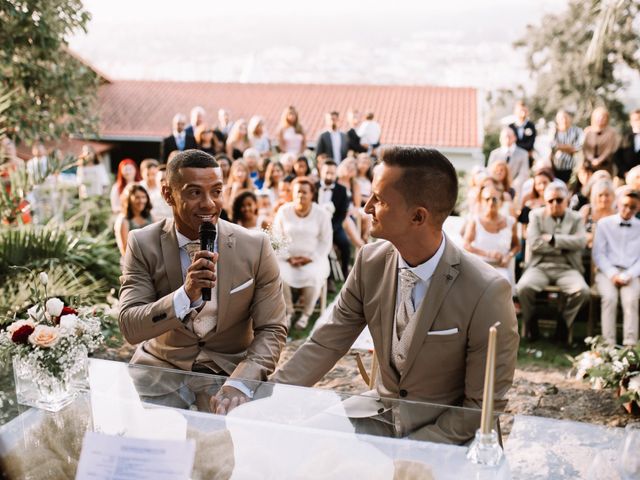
[550,110,584,183]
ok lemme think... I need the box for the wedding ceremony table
[0,359,627,479]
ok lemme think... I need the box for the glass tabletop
[0,358,510,479]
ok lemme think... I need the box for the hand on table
[209,385,248,415]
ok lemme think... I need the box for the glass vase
[12,354,87,412]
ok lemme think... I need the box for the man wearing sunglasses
[517,183,590,341]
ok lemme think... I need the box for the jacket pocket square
[230,279,254,294]
[427,328,459,336]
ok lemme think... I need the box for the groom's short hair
[166,149,219,186]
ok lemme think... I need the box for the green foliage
[0,0,99,144]
[514,0,640,126]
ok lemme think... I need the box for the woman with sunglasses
[463,183,520,288]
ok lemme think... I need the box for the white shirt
[329,129,342,163]
[593,214,640,279]
[357,120,381,146]
[395,236,446,313]
[634,133,640,153]
[318,182,334,206]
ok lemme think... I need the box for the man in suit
[593,188,640,346]
[161,113,197,162]
[315,111,349,163]
[615,109,640,182]
[119,149,287,413]
[509,101,536,166]
[315,160,351,280]
[487,127,530,199]
[272,146,519,445]
[516,183,590,340]
[184,106,206,138]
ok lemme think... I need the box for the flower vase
[12,354,87,412]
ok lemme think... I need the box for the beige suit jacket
[272,235,519,444]
[527,208,586,272]
[118,219,287,382]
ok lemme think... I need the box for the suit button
[198,341,205,347]
[399,389,408,398]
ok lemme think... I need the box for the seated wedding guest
[569,162,595,211]
[579,179,616,248]
[285,155,311,182]
[242,148,261,185]
[114,183,154,256]
[550,109,583,183]
[626,165,640,192]
[256,191,275,226]
[316,160,351,280]
[615,110,640,183]
[76,144,109,198]
[153,164,173,220]
[215,153,231,183]
[583,107,619,174]
[223,159,254,215]
[593,187,640,345]
[337,158,366,249]
[488,160,517,210]
[355,153,373,206]
[195,124,222,156]
[464,184,519,287]
[261,160,285,204]
[248,115,271,157]
[162,113,196,162]
[516,183,590,340]
[518,168,553,238]
[273,177,332,330]
[139,158,167,220]
[110,158,141,214]
[272,147,518,445]
[119,149,287,413]
[273,177,293,213]
[279,152,296,178]
[232,191,269,232]
[277,106,306,156]
[509,100,536,164]
[462,166,489,218]
[487,127,530,198]
[225,119,251,160]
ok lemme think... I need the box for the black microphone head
[199,221,217,238]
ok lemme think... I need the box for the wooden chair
[520,285,574,344]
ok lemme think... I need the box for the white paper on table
[75,431,195,480]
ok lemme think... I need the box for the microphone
[199,221,217,301]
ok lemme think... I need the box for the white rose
[45,298,64,317]
[27,304,44,321]
[628,376,640,394]
[39,272,48,286]
[59,314,79,331]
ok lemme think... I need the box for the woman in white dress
[277,106,306,155]
[273,177,332,330]
[463,184,520,288]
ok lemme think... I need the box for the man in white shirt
[593,188,640,345]
[357,111,382,152]
[315,111,349,163]
[487,127,530,199]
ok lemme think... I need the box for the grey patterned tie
[183,241,216,337]
[396,269,420,339]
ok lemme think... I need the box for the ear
[162,185,175,206]
[412,206,429,226]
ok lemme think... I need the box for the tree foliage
[515,0,640,126]
[0,0,99,144]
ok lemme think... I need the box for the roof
[97,80,480,149]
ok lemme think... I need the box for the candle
[480,322,500,434]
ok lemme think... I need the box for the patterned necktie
[396,269,420,339]
[183,241,216,337]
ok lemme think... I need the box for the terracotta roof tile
[97,81,479,148]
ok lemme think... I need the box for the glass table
[0,359,629,479]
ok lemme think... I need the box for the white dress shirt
[593,214,640,279]
[329,130,342,163]
[318,182,334,206]
[395,236,446,314]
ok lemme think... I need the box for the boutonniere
[524,128,533,136]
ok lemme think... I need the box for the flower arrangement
[0,270,104,407]
[262,225,290,256]
[571,337,640,411]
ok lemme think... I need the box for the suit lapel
[379,247,398,382]
[160,219,183,293]
[215,220,235,330]
[402,236,460,378]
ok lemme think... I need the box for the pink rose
[28,325,60,348]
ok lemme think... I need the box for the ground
[95,336,637,430]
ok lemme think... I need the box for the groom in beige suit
[272,146,519,444]
[119,149,287,411]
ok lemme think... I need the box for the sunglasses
[547,197,565,204]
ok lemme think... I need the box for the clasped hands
[485,250,511,267]
[287,255,312,267]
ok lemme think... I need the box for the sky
[68,0,562,92]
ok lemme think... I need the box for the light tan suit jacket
[118,219,287,382]
[272,235,519,444]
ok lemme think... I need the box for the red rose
[61,306,77,316]
[11,325,35,344]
